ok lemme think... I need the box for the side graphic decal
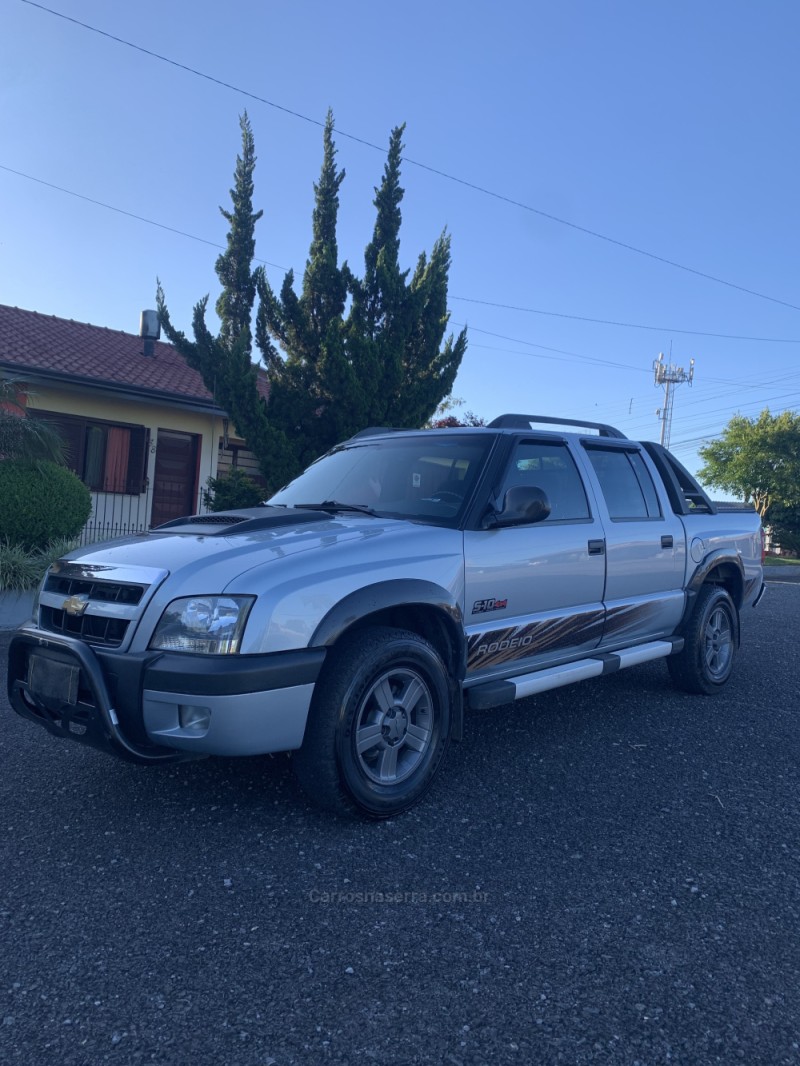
[603,600,666,641]
[467,609,604,671]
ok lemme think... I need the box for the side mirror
[482,486,551,529]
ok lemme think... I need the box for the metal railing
[78,487,208,546]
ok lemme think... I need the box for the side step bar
[466,638,684,711]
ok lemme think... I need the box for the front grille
[43,575,146,605]
[40,575,147,648]
[40,605,130,647]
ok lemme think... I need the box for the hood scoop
[151,506,331,536]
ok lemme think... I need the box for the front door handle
[588,539,605,555]
[661,535,674,549]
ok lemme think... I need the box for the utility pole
[654,352,694,447]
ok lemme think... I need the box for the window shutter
[31,412,86,477]
[126,426,149,495]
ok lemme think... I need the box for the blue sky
[2,0,799,486]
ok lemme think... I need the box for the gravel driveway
[1,582,798,1065]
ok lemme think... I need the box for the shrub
[0,536,79,592]
[202,467,265,512]
[0,540,42,591]
[0,460,92,549]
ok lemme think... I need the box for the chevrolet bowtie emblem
[62,595,90,617]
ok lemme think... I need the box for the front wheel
[668,585,738,695]
[293,627,453,818]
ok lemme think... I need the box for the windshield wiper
[293,500,379,516]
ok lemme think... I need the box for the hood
[58,508,455,595]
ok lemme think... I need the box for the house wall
[26,386,224,542]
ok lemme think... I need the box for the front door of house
[150,430,199,527]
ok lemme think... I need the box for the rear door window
[585,447,662,520]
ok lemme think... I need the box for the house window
[218,439,268,490]
[33,411,149,495]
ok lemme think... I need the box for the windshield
[268,434,493,526]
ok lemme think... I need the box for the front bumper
[7,627,325,764]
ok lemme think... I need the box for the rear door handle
[661,535,674,549]
[588,539,605,555]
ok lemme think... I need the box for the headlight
[149,595,255,654]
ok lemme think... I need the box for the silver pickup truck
[7,414,765,817]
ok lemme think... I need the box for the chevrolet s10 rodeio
[8,415,765,817]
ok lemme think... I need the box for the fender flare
[311,579,464,658]
[310,579,466,740]
[687,549,745,602]
[682,549,745,643]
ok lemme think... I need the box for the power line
[604,371,800,437]
[0,159,663,384]
[456,338,800,430]
[5,150,795,428]
[622,389,800,446]
[11,159,795,373]
[18,0,800,315]
[451,296,800,344]
[670,390,800,427]
[452,323,651,374]
[0,163,288,272]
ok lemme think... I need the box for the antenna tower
[654,353,695,447]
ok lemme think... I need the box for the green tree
[697,409,800,517]
[341,125,466,432]
[765,500,800,555]
[257,116,466,473]
[202,467,265,512]
[157,112,295,488]
[0,376,64,463]
[425,396,486,428]
[159,111,467,491]
[254,110,354,473]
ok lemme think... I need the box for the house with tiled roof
[0,303,268,541]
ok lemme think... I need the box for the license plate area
[28,652,81,707]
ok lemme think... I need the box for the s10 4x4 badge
[472,598,508,614]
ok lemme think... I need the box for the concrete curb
[764,564,800,583]
[0,590,36,630]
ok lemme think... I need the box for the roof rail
[487,414,627,439]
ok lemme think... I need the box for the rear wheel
[293,627,452,818]
[668,584,738,694]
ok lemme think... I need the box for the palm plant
[0,376,65,463]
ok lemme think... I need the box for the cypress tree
[258,118,467,467]
[157,112,294,488]
[345,123,466,428]
[255,110,360,469]
[159,111,467,492]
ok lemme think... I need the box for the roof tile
[0,304,270,405]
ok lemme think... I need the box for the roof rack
[347,426,407,440]
[487,414,627,439]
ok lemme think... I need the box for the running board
[466,638,684,711]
